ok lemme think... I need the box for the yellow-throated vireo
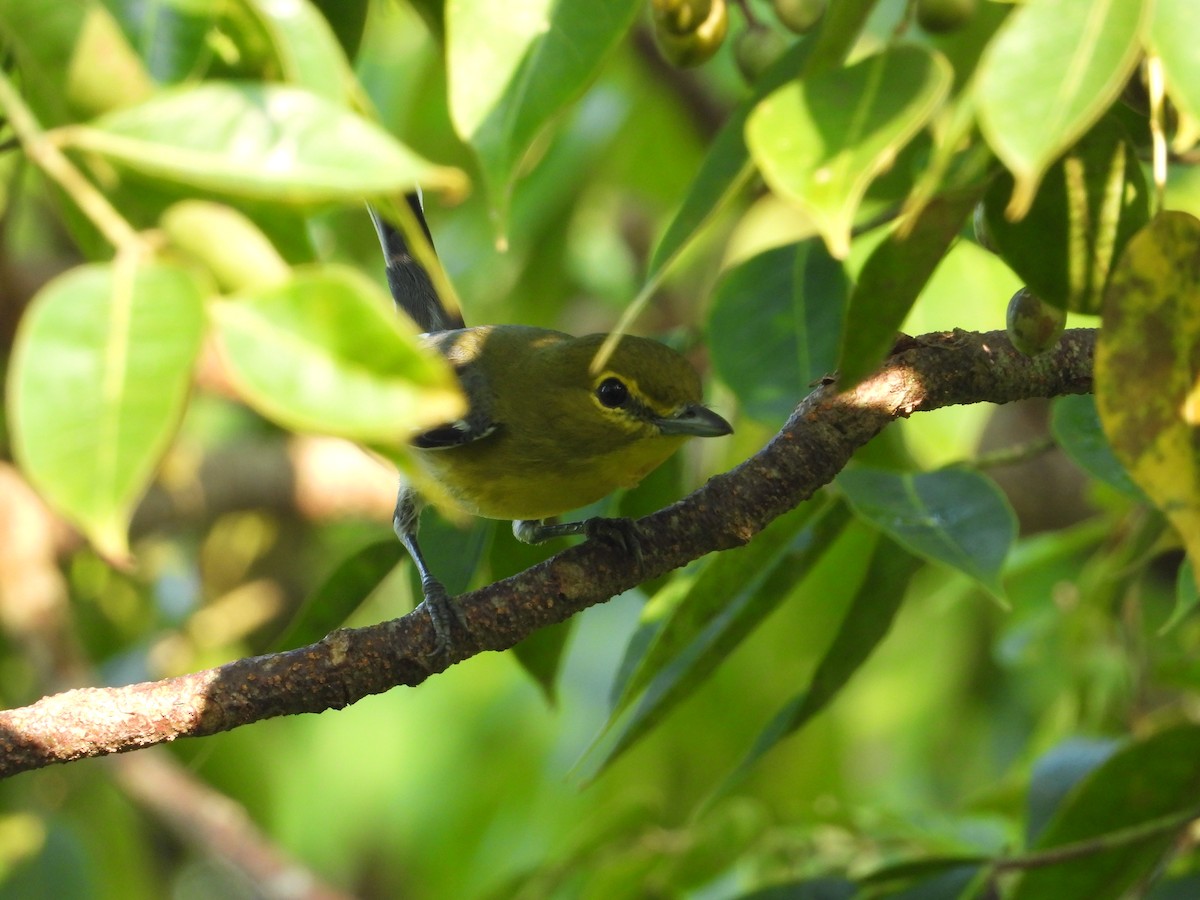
[370,192,732,650]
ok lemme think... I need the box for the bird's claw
[584,516,645,570]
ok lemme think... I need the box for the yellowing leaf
[1096,211,1200,587]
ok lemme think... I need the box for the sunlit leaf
[445,0,638,226]
[1149,0,1200,131]
[982,117,1150,314]
[212,265,465,444]
[747,45,952,258]
[1013,725,1200,900]
[838,467,1016,600]
[838,185,981,387]
[976,0,1148,218]
[61,82,464,204]
[8,260,206,560]
[1095,211,1200,590]
[160,200,290,293]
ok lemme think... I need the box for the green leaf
[648,40,816,282]
[1025,737,1119,845]
[1151,0,1200,129]
[746,44,953,259]
[7,260,206,560]
[1013,725,1200,900]
[61,81,464,204]
[1050,395,1144,500]
[243,0,357,101]
[794,240,849,387]
[576,501,845,781]
[725,537,922,784]
[266,538,399,653]
[106,0,219,85]
[1164,559,1200,635]
[975,0,1148,218]
[708,244,807,423]
[838,185,981,387]
[838,467,1016,600]
[160,200,291,293]
[445,0,639,226]
[0,0,153,123]
[211,265,465,444]
[1095,211,1200,591]
[982,117,1150,314]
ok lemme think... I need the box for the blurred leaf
[1050,395,1145,500]
[0,0,153,124]
[976,0,1148,218]
[8,260,205,559]
[267,538,399,652]
[725,537,922,785]
[863,858,990,898]
[445,0,639,226]
[160,200,291,293]
[982,117,1150,314]
[709,244,807,423]
[1095,211,1200,591]
[838,467,1017,600]
[105,0,219,84]
[211,265,465,444]
[577,501,844,780]
[648,40,815,282]
[747,45,952,258]
[243,0,357,101]
[1013,724,1200,900]
[511,621,572,706]
[1164,558,1200,635]
[1025,737,1119,845]
[739,877,857,899]
[307,0,370,59]
[61,81,465,204]
[838,185,981,387]
[1151,0,1200,128]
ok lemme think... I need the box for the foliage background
[1,0,1199,897]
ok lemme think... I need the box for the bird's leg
[395,485,470,657]
[513,517,645,569]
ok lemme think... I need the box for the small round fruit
[650,0,714,36]
[1006,287,1066,356]
[654,0,727,67]
[772,0,825,34]
[734,25,788,81]
[916,0,976,34]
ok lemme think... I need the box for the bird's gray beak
[656,403,733,437]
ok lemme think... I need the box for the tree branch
[0,328,1096,778]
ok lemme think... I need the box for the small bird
[369,192,732,650]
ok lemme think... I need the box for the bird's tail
[368,190,465,333]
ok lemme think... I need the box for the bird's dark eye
[596,377,629,408]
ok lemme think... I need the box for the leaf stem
[0,69,142,253]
